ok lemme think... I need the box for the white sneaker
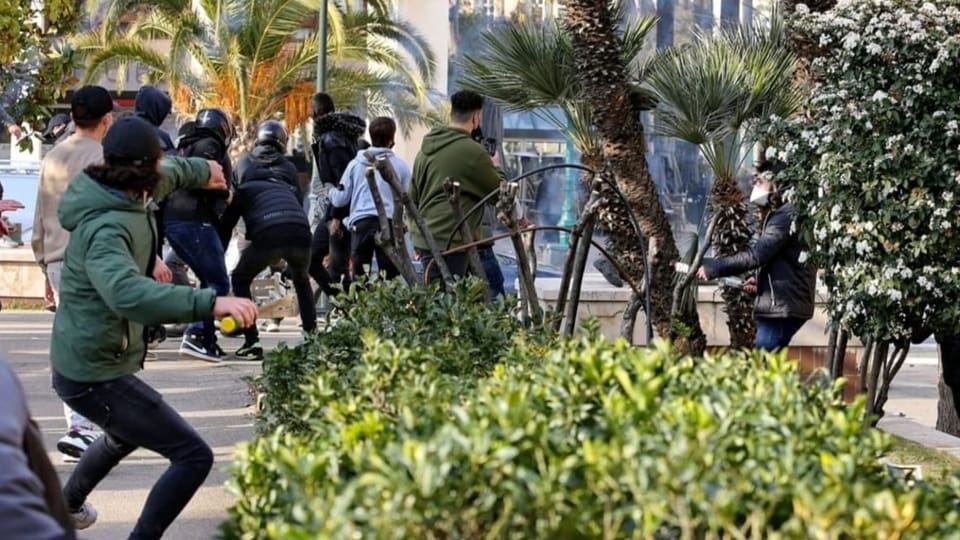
[71,501,98,530]
[57,429,101,459]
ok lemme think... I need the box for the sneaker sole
[62,454,80,463]
[57,441,85,458]
[179,348,222,363]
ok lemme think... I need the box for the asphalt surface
[5,311,304,540]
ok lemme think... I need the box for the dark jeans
[478,246,505,300]
[350,217,398,280]
[420,250,469,286]
[233,242,317,340]
[309,221,351,296]
[165,221,229,344]
[52,371,213,540]
[755,316,808,351]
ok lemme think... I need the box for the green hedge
[224,280,960,539]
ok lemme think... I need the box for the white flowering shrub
[763,0,960,341]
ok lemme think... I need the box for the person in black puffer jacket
[698,159,817,351]
[162,108,234,362]
[222,120,316,360]
[308,93,366,297]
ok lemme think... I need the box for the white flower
[765,146,778,159]
[842,32,860,50]
[933,110,947,118]
[871,90,889,102]
[856,240,871,255]
[903,144,915,154]
[798,251,809,264]
[795,3,810,14]
[866,42,882,55]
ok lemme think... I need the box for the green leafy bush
[226,284,960,539]
[255,278,556,433]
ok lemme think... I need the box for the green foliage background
[0,0,79,143]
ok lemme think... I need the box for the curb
[878,416,960,458]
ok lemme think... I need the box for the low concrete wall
[535,275,842,347]
[0,246,45,300]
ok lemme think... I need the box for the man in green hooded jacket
[49,116,257,539]
[408,90,506,282]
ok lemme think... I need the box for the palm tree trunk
[709,174,756,348]
[564,0,706,355]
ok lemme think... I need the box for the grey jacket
[0,359,75,539]
[703,203,817,320]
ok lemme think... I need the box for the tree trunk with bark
[936,333,960,436]
[563,0,706,355]
[709,175,756,348]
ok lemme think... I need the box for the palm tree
[459,17,660,291]
[555,0,705,352]
[71,0,437,144]
[644,15,801,348]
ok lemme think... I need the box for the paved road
[5,311,304,540]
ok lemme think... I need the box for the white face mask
[750,186,770,206]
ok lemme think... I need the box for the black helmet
[256,120,287,151]
[195,108,232,146]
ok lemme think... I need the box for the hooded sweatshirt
[50,157,218,383]
[408,126,505,250]
[32,133,103,266]
[134,86,175,154]
[331,147,411,228]
[310,112,366,222]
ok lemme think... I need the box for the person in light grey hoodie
[330,116,411,281]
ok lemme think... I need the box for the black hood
[313,112,365,139]
[134,86,172,127]
[252,144,284,162]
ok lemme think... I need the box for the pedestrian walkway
[6,311,303,539]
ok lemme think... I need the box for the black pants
[419,250,470,286]
[53,372,213,540]
[350,217,399,280]
[232,242,317,340]
[309,222,351,295]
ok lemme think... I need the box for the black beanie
[102,117,163,167]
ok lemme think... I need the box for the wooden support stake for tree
[444,178,489,299]
[562,189,603,337]
[496,181,541,321]
[671,213,720,320]
[621,289,645,343]
[362,165,420,287]
[365,151,453,285]
[553,224,582,332]
[368,154,421,286]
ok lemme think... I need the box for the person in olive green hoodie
[49,116,257,539]
[408,90,506,281]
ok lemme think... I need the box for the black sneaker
[179,334,223,363]
[594,255,624,288]
[235,341,264,361]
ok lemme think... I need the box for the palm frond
[80,38,168,85]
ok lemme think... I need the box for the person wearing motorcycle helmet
[161,107,235,362]
[223,120,315,360]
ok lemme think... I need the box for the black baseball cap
[102,116,162,166]
[70,86,114,122]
